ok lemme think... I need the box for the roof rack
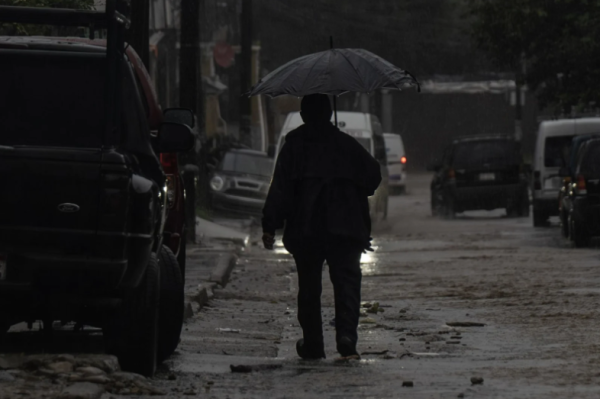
[0,1,129,147]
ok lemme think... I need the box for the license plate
[479,173,495,181]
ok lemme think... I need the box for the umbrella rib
[298,52,325,96]
[337,50,371,92]
[351,49,403,90]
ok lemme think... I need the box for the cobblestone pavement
[4,173,600,398]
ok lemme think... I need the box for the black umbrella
[247,44,420,125]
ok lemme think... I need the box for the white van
[276,111,389,221]
[532,118,600,226]
[383,133,407,193]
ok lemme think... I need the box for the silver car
[209,149,273,216]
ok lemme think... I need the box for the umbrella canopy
[247,48,420,98]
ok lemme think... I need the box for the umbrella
[247,45,420,125]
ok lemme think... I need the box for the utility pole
[127,0,149,67]
[239,0,253,148]
[179,0,202,243]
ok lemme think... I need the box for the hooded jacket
[262,121,382,252]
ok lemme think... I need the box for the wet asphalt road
[160,172,600,398]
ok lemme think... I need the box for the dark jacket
[262,121,381,252]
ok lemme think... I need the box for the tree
[467,0,600,111]
[0,0,95,35]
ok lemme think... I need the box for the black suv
[430,135,529,218]
[0,5,194,376]
[559,138,600,247]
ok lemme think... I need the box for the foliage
[467,0,600,110]
[0,0,95,36]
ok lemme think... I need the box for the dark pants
[291,238,363,349]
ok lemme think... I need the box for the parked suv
[559,138,600,247]
[430,135,529,218]
[0,6,194,376]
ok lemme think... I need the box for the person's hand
[262,232,275,250]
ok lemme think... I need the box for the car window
[355,137,372,153]
[451,140,520,169]
[0,53,105,148]
[221,152,273,177]
[544,136,572,167]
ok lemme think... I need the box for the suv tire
[533,209,547,227]
[177,228,187,281]
[157,246,184,364]
[570,213,588,248]
[105,253,160,377]
[560,209,569,238]
[443,196,456,219]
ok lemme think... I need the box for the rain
[0,1,600,398]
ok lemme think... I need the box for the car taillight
[534,171,541,190]
[160,153,179,175]
[448,168,455,179]
[576,174,587,194]
[401,156,407,164]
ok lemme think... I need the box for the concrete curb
[183,254,237,322]
[209,253,238,287]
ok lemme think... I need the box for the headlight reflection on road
[360,246,379,275]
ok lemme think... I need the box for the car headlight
[210,175,225,191]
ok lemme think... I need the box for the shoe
[337,336,359,358]
[296,339,325,360]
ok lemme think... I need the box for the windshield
[220,152,273,177]
[545,136,573,168]
[0,53,105,148]
[451,140,520,169]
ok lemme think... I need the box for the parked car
[383,132,407,194]
[532,118,600,226]
[558,133,600,237]
[559,138,600,247]
[429,135,529,218]
[209,149,273,216]
[277,111,389,221]
[0,6,194,376]
[62,36,191,364]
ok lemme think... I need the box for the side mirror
[558,167,570,178]
[158,122,195,153]
[267,144,276,158]
[163,108,195,128]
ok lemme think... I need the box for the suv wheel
[105,253,160,377]
[157,246,184,364]
[533,209,547,227]
[570,214,588,248]
[518,189,530,217]
[443,196,456,219]
[560,209,569,238]
[177,228,187,281]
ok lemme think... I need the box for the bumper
[451,183,523,211]
[211,192,266,215]
[388,172,406,187]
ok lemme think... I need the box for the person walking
[262,94,382,359]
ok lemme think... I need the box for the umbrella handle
[333,95,338,127]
